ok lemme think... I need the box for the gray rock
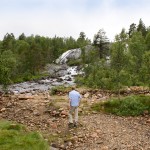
[56,48,81,64]
[50,146,59,150]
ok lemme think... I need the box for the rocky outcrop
[56,48,81,64]
[56,45,94,64]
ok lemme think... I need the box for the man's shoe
[68,123,74,128]
[74,122,78,128]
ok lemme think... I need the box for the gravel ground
[72,114,150,150]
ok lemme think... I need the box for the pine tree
[110,29,129,97]
[93,29,109,59]
[137,19,147,37]
[128,23,136,38]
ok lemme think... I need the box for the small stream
[4,65,82,94]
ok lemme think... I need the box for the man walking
[68,86,81,127]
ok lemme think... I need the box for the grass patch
[0,120,49,150]
[48,101,61,110]
[47,134,60,143]
[50,86,71,95]
[91,95,150,116]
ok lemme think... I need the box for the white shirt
[69,90,81,106]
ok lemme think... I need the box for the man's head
[72,85,76,90]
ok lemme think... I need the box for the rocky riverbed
[0,64,83,94]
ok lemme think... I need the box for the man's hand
[67,104,70,110]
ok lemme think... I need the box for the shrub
[91,95,150,116]
[50,86,70,95]
[67,59,81,66]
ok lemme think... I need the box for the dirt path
[0,93,150,150]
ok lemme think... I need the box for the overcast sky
[0,0,150,41]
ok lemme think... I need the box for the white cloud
[0,0,150,41]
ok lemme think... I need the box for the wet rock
[84,92,90,98]
[59,108,64,111]
[51,143,59,149]
[57,78,63,82]
[101,146,109,150]
[65,76,72,81]
[90,133,98,138]
[59,144,65,149]
[67,141,72,146]
[0,108,6,112]
[18,95,34,100]
[50,146,59,150]
[97,93,103,98]
[6,102,12,108]
[61,110,68,116]
[51,123,58,129]
[146,119,150,124]
[33,111,40,116]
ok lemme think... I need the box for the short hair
[72,85,76,90]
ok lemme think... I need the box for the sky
[0,0,150,41]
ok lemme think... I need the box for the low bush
[50,86,71,95]
[67,59,81,66]
[91,95,150,116]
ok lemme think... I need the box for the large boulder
[56,48,81,64]
[56,45,94,64]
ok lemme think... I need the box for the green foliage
[12,73,49,83]
[83,49,99,64]
[93,29,110,59]
[91,95,150,116]
[77,32,91,48]
[0,50,17,89]
[145,31,150,50]
[81,21,150,91]
[0,120,49,150]
[74,76,85,86]
[50,86,69,95]
[109,29,130,95]
[67,59,81,66]
[137,19,147,37]
[128,23,136,38]
[140,51,150,88]
[50,87,58,95]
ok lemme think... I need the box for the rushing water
[1,48,83,94]
[6,66,81,94]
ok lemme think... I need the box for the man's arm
[78,93,81,106]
